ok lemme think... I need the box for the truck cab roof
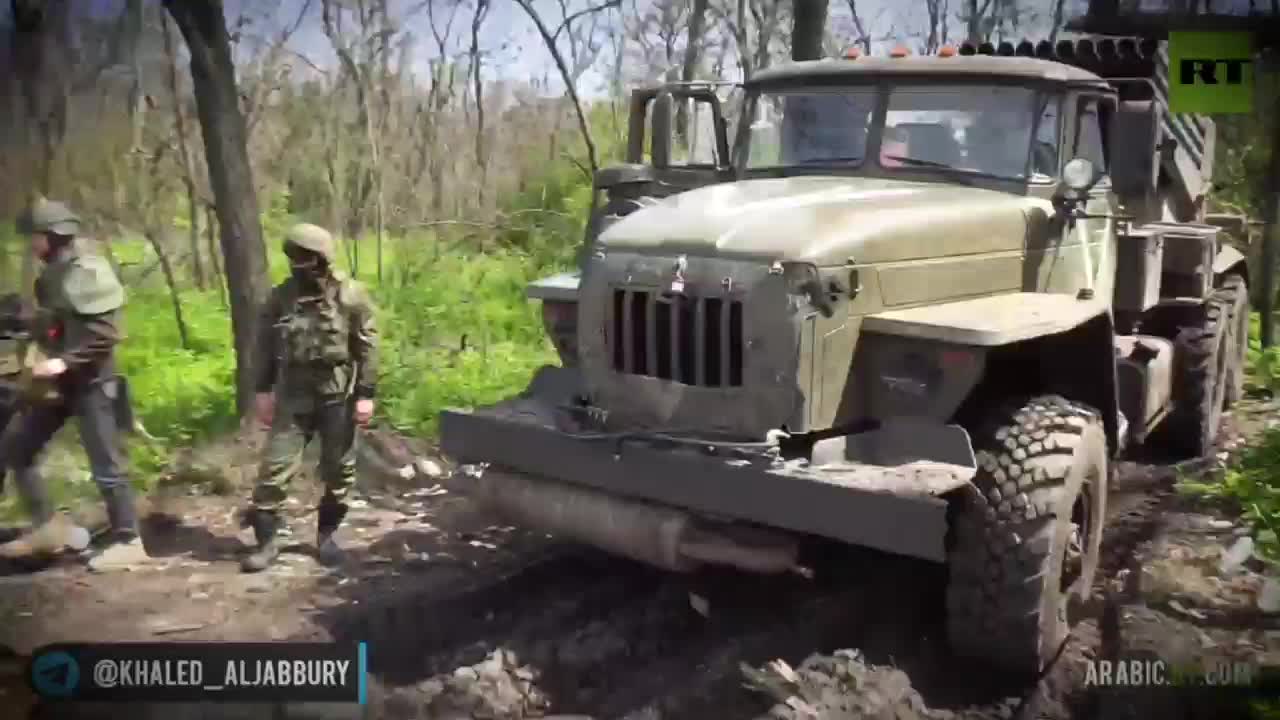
[747,56,1113,89]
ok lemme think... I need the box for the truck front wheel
[946,395,1107,677]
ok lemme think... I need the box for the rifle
[0,295,63,492]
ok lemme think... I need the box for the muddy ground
[0,400,1278,720]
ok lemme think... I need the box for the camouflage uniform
[242,223,378,572]
[0,200,128,565]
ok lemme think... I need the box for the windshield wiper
[881,155,980,185]
[794,155,864,165]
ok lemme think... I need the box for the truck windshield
[744,84,1058,180]
[745,89,877,168]
[883,85,1052,179]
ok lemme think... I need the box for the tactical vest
[33,241,124,358]
[276,278,357,371]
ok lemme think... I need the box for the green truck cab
[440,38,1248,676]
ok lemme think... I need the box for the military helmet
[284,223,335,263]
[17,198,80,236]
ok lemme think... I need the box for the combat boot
[0,467,90,561]
[242,509,282,573]
[86,482,152,572]
[315,495,348,567]
[0,515,91,560]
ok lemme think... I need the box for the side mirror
[1062,157,1098,198]
[1109,100,1160,222]
[650,91,674,169]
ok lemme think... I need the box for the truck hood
[599,176,1047,266]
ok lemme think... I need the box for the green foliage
[1180,312,1280,569]
[1246,312,1280,393]
[1179,427,1280,566]
[0,108,607,519]
[1212,103,1275,218]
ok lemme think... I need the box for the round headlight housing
[1062,158,1097,193]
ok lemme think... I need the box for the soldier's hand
[354,398,374,426]
[255,392,275,426]
[30,358,67,378]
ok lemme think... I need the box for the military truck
[439,38,1248,676]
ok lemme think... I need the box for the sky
[215,0,1274,95]
[3,0,1276,98]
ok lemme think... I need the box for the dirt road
[1,400,1277,719]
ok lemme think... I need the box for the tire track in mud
[330,453,1208,720]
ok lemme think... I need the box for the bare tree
[516,0,623,175]
[713,0,785,81]
[960,0,996,43]
[424,0,462,216]
[1049,0,1067,42]
[164,0,270,417]
[10,0,71,197]
[162,14,207,290]
[321,0,396,281]
[845,0,873,53]
[676,0,711,144]
[922,0,949,53]
[628,0,689,83]
[470,0,491,207]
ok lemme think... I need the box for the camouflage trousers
[251,399,358,511]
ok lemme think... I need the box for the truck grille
[610,289,744,387]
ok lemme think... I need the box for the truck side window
[1074,98,1107,176]
[672,99,721,167]
[1030,96,1060,177]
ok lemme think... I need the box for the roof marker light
[938,45,957,57]
[843,47,861,59]
[890,46,910,58]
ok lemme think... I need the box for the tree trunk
[125,0,145,152]
[676,0,710,144]
[470,0,490,209]
[1049,0,1067,43]
[163,15,206,290]
[205,202,227,309]
[515,0,611,174]
[164,0,269,417]
[1261,92,1280,348]
[791,0,828,61]
[11,0,72,301]
[146,230,191,349]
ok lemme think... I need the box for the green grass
[2,170,588,521]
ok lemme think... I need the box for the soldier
[242,223,378,573]
[0,200,135,568]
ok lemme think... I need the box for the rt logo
[29,650,79,698]
[1168,31,1255,114]
[1180,57,1252,86]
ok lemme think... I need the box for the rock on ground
[744,650,946,720]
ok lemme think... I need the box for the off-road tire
[1219,275,1249,408]
[1164,296,1230,458]
[946,396,1107,677]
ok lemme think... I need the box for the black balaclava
[40,233,74,262]
[286,246,328,290]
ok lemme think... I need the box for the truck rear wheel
[946,396,1107,677]
[1163,296,1229,457]
[1219,275,1249,408]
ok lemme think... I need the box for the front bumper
[439,367,978,563]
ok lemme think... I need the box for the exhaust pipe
[450,465,805,576]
